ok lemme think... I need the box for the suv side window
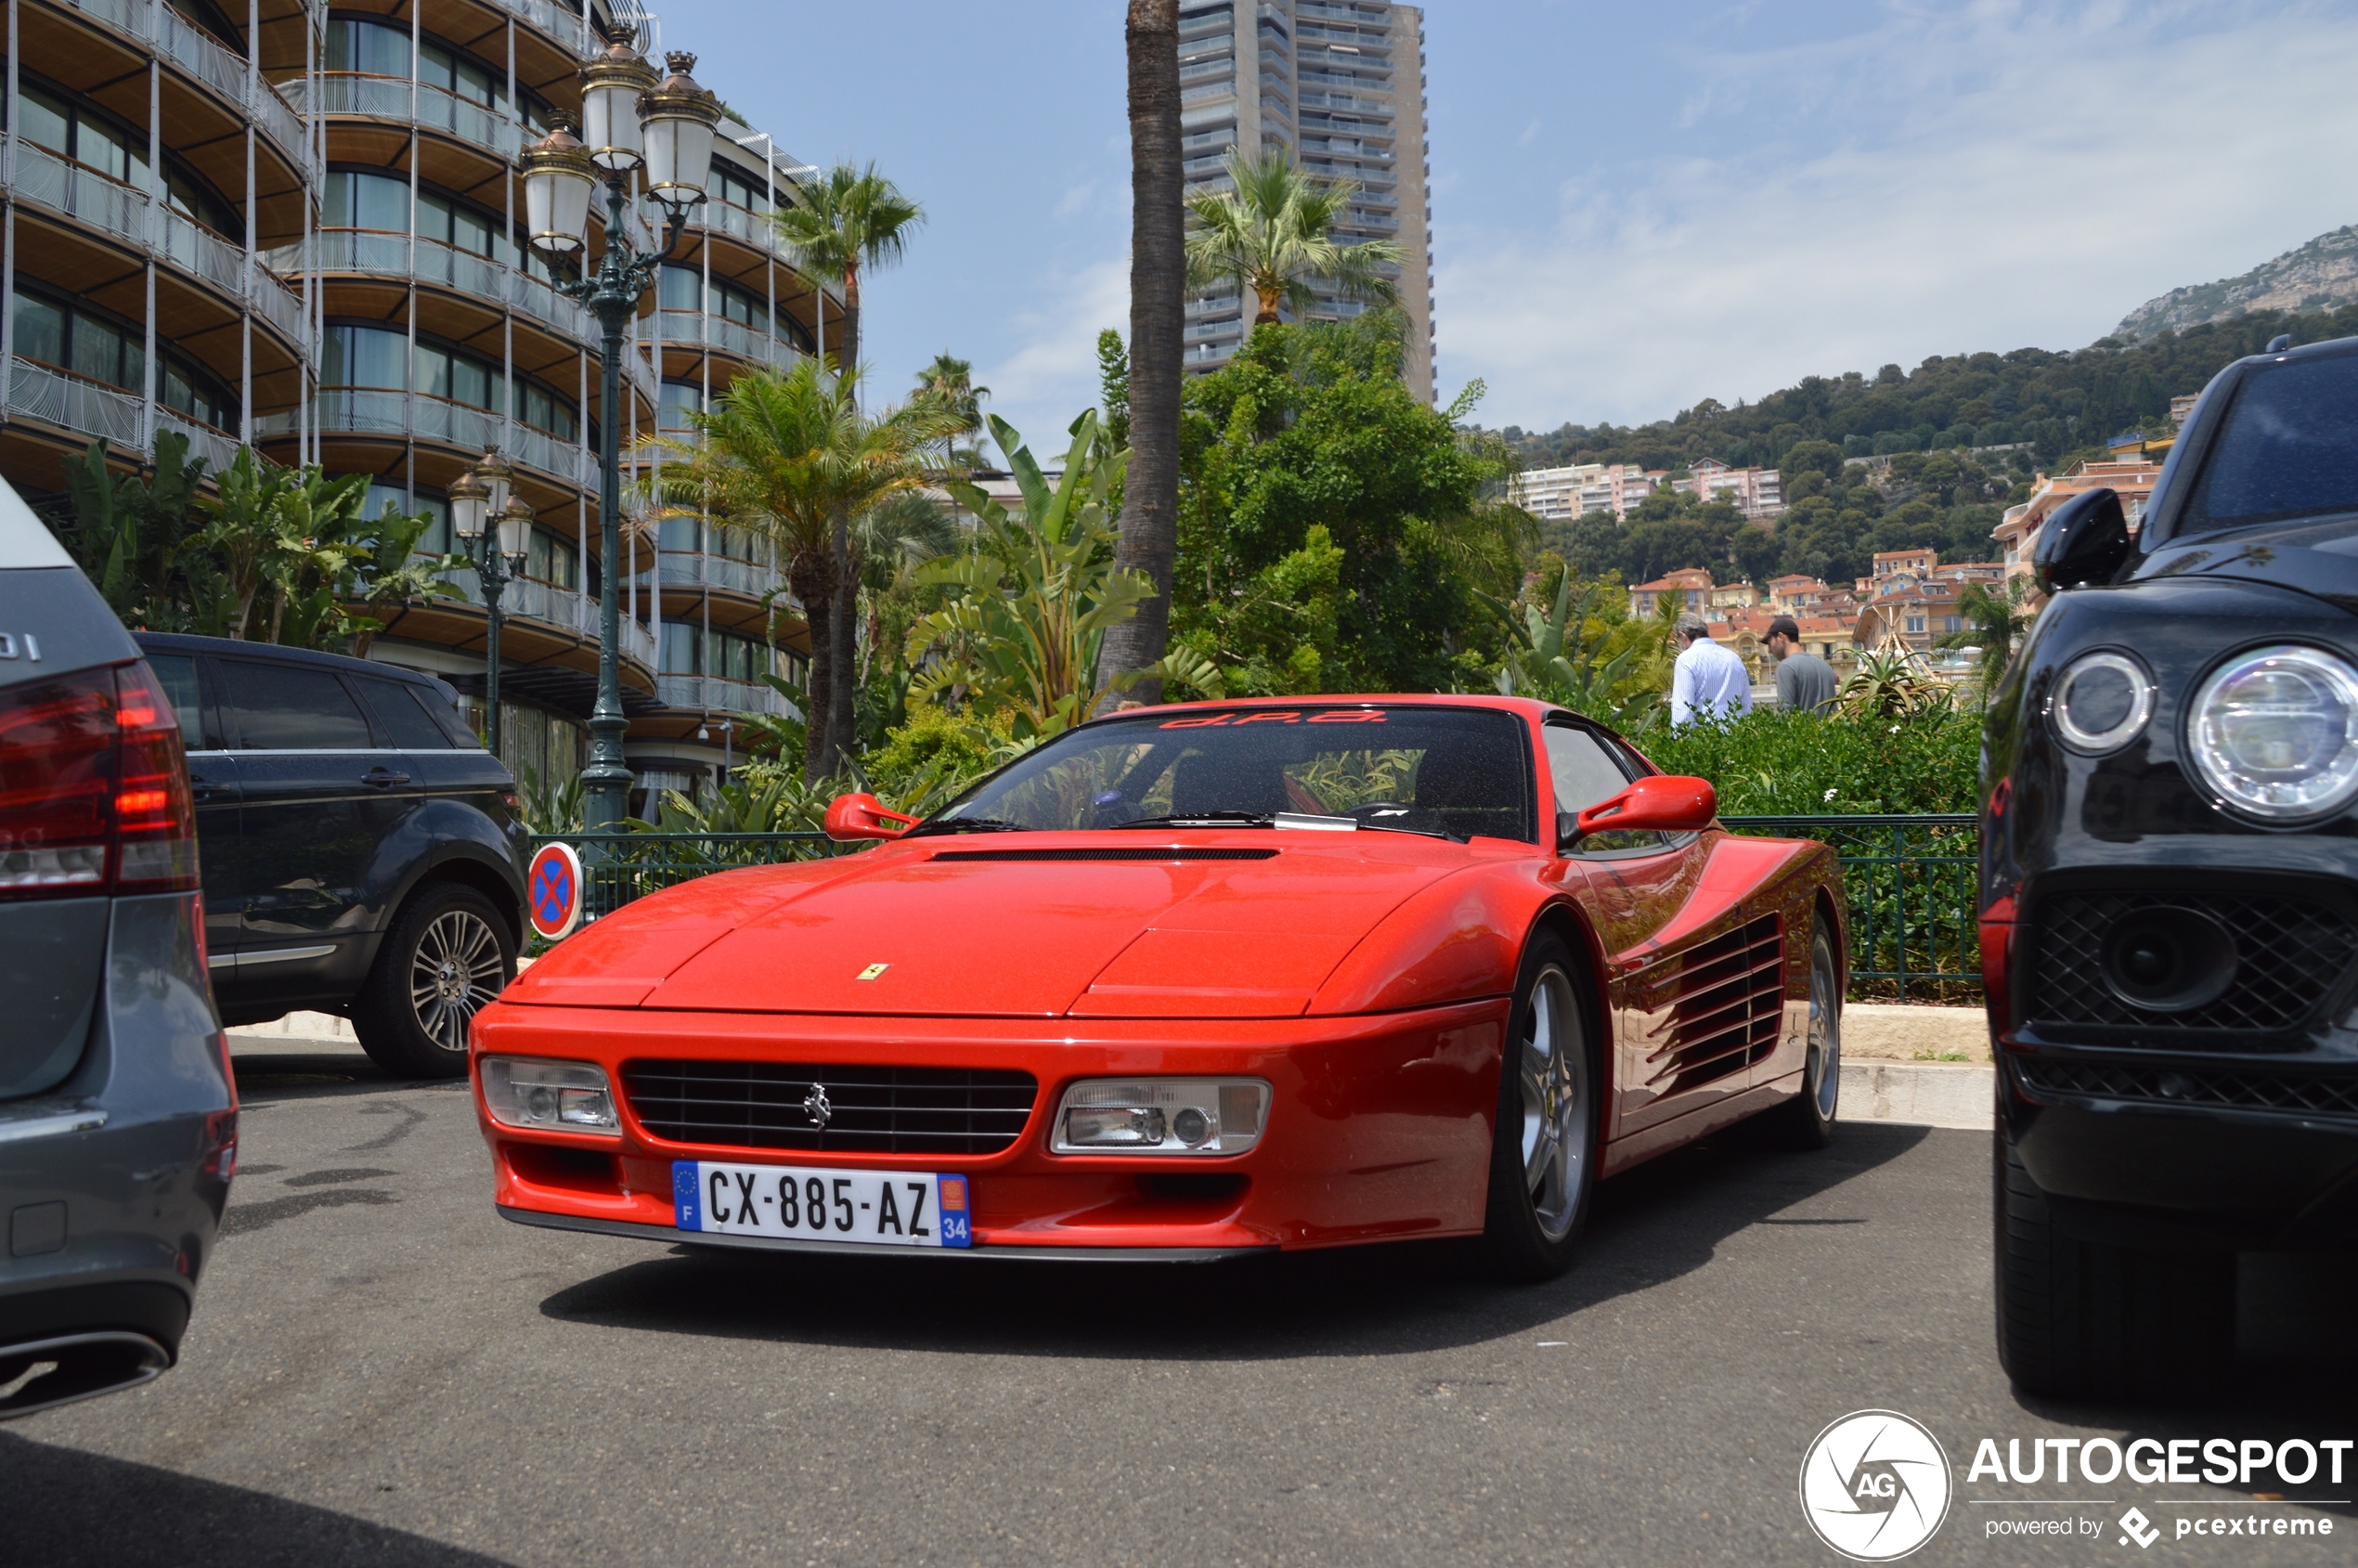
[142,652,221,748]
[1545,721,1665,854]
[218,660,375,750]
[356,678,455,750]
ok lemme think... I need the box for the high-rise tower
[1177,0,1435,401]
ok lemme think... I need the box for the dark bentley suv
[1984,331,2358,1397]
[133,634,526,1081]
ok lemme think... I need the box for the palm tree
[639,359,960,779]
[913,353,989,443]
[770,162,924,371]
[1937,577,2038,690]
[767,162,926,763]
[1095,0,1183,707]
[1184,149,1404,326]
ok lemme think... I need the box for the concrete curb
[1840,1059,1993,1131]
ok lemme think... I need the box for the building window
[657,379,702,435]
[12,284,234,430]
[324,16,546,126]
[1905,616,1925,634]
[660,624,779,684]
[525,530,577,590]
[322,320,580,441]
[710,162,771,215]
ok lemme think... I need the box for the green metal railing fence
[536,832,853,923]
[1721,814,1981,1002]
[538,814,1986,1000]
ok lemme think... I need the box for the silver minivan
[0,478,233,1418]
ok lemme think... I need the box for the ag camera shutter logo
[1799,1409,1954,1561]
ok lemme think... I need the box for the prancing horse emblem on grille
[801,1083,834,1131]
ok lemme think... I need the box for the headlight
[2049,650,2154,753]
[2186,644,2358,821]
[1052,1079,1269,1156]
[480,1056,622,1135]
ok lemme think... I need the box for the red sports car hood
[505,836,1471,1018]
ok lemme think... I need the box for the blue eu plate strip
[672,1160,701,1231]
[937,1174,972,1249]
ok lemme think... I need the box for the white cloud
[1055,181,1097,219]
[1518,117,1542,148]
[1442,2,2358,431]
[977,255,1132,447]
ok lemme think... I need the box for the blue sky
[656,0,2358,442]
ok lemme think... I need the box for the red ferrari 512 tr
[473,696,1846,1278]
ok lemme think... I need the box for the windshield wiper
[1114,811,1275,829]
[903,816,1025,838]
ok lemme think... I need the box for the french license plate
[673,1160,972,1249]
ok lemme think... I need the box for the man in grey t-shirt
[1768,616,1839,712]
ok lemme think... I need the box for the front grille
[620,1061,1038,1155]
[2028,889,2358,1043]
[2017,1058,2358,1121]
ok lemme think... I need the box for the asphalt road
[7,1044,2356,1568]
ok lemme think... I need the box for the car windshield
[2181,353,2358,532]
[925,706,1535,843]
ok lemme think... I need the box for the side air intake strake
[1635,914,1786,1094]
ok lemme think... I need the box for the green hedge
[1634,706,1982,816]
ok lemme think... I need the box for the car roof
[136,630,435,684]
[0,476,72,570]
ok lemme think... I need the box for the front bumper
[472,997,1509,1254]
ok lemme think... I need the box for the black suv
[1983,331,2358,1397]
[134,634,526,1080]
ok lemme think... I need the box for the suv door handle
[362,767,412,788]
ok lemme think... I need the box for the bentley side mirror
[823,792,919,842]
[1561,775,1717,847]
[2033,486,2131,594]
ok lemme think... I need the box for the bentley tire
[353,883,514,1080]
[1994,1125,2234,1400]
[1767,918,1842,1148]
[1478,934,1599,1282]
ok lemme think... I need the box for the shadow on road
[0,1432,514,1568]
[538,1119,1938,1360]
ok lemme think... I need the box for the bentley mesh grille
[2016,1058,2358,1121]
[1639,914,1785,1093]
[620,1061,1038,1155]
[927,848,1277,862]
[2028,889,2358,1042]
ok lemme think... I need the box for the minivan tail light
[0,661,199,901]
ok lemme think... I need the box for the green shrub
[1635,706,1981,816]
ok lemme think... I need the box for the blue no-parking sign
[527,841,585,942]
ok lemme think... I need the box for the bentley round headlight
[2187,644,2358,821]
[2050,651,2155,753]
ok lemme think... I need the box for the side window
[218,661,375,750]
[1545,723,1664,854]
[356,678,455,750]
[142,653,213,747]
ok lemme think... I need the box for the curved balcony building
[0,0,836,810]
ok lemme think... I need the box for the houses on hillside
[1509,459,1784,523]
[1994,456,2166,587]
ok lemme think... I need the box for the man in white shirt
[1668,613,1754,727]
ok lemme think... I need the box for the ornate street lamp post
[450,452,531,757]
[519,22,719,829]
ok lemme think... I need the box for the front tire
[1994,1124,2234,1400]
[1478,934,1599,1282]
[352,883,514,1080]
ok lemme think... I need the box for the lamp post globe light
[451,455,532,758]
[520,20,719,830]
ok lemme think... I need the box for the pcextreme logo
[1800,1410,1955,1562]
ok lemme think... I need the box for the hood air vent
[926,847,1279,862]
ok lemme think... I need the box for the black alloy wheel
[353,883,514,1080]
[1478,932,1600,1282]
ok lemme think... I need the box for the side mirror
[2032,486,2131,594]
[823,791,920,842]
[1563,775,1717,846]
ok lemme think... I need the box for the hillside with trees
[1493,299,2358,590]
[2117,224,2358,341]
